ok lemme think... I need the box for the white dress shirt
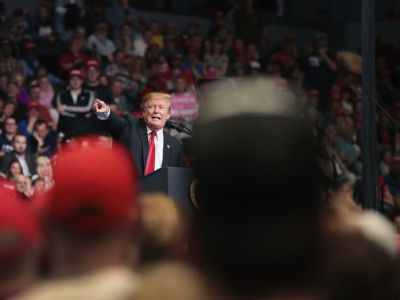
[146,126,164,171]
[16,154,31,177]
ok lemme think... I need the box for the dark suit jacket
[0,151,37,176]
[104,112,186,176]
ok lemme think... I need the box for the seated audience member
[14,174,33,200]
[0,38,24,76]
[3,159,22,183]
[0,133,36,177]
[110,78,131,114]
[0,117,18,156]
[27,81,52,124]
[18,137,140,299]
[35,155,53,190]
[105,0,138,39]
[203,38,229,78]
[10,72,30,105]
[0,101,17,130]
[31,177,45,195]
[38,75,55,109]
[105,50,130,84]
[6,80,27,121]
[18,102,41,137]
[0,185,41,299]
[128,55,148,91]
[88,21,116,64]
[19,42,40,78]
[114,22,135,56]
[380,147,392,176]
[137,193,186,270]
[28,120,56,157]
[384,156,400,196]
[59,37,90,73]
[26,2,55,41]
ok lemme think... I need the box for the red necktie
[144,131,157,175]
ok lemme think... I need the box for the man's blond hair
[141,92,171,111]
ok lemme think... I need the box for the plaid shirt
[0,57,24,75]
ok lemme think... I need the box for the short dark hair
[113,49,124,58]
[12,132,27,143]
[4,116,16,124]
[33,119,47,130]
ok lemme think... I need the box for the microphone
[165,120,192,135]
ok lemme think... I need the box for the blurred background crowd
[1,0,400,299]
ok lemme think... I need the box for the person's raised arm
[93,98,129,139]
[93,99,110,118]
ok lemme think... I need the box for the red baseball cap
[0,186,41,262]
[172,53,183,60]
[85,59,100,69]
[284,33,295,41]
[27,101,40,110]
[330,93,341,102]
[37,137,139,234]
[308,90,320,97]
[393,102,400,110]
[24,42,36,50]
[69,69,83,79]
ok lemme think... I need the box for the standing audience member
[169,76,198,138]
[300,33,337,110]
[83,59,115,105]
[56,69,95,137]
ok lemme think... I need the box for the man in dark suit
[93,92,185,176]
[0,133,37,177]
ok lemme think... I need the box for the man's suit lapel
[139,121,149,171]
[162,132,171,168]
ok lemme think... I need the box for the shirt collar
[146,126,163,136]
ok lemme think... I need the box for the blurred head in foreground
[0,186,41,298]
[193,78,327,297]
[138,193,186,269]
[35,137,139,276]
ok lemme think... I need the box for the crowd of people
[1,0,400,298]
